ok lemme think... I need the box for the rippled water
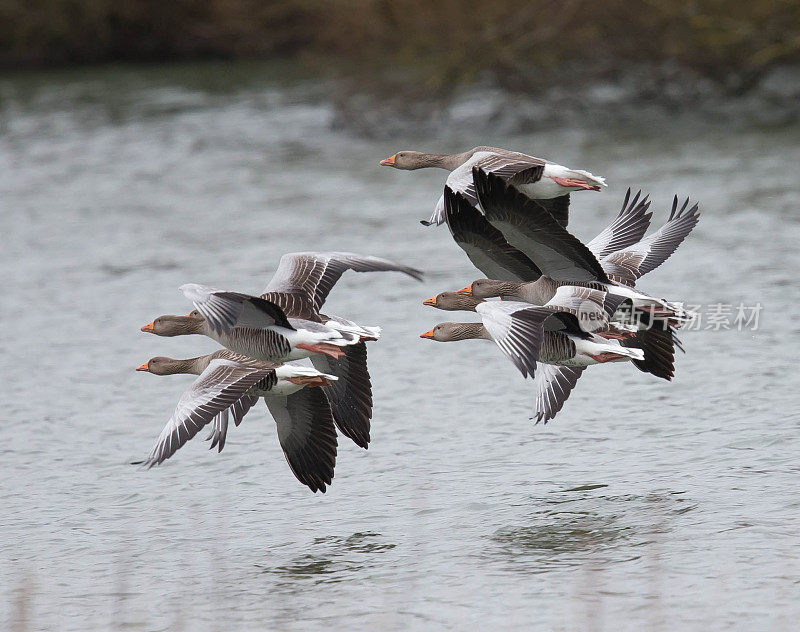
[2,62,799,631]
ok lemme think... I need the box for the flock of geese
[136,146,699,493]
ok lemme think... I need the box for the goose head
[140,313,205,336]
[136,356,201,375]
[458,278,521,299]
[420,322,489,342]
[422,291,483,311]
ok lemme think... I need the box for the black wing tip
[623,328,677,381]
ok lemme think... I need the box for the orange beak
[379,154,396,167]
[422,296,437,307]
[185,312,193,317]
[420,329,434,339]
[141,321,154,333]
[457,284,473,296]
[136,361,149,372]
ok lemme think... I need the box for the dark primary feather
[310,342,372,449]
[474,169,609,283]
[206,394,260,452]
[444,186,542,282]
[266,389,338,493]
[535,196,570,228]
[621,326,679,381]
[489,306,550,378]
[586,189,653,259]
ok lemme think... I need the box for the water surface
[1,62,799,631]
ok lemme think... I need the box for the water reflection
[490,490,696,571]
[258,532,397,584]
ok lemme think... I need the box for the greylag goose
[443,185,653,283]
[423,290,679,422]
[420,287,644,379]
[177,284,361,360]
[136,350,338,493]
[379,146,606,226]
[465,169,696,322]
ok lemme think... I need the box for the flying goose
[466,169,695,322]
[422,289,677,422]
[153,284,361,361]
[136,350,339,493]
[420,287,643,380]
[379,146,606,226]
[443,185,653,283]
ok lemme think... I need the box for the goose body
[380,146,605,226]
[142,252,423,450]
[420,288,643,380]
[180,284,360,361]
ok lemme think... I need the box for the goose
[419,287,644,379]
[135,350,338,493]
[422,290,679,422]
[443,185,653,283]
[144,284,361,361]
[379,146,606,226]
[462,169,697,322]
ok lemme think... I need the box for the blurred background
[2,0,800,133]
[2,2,800,631]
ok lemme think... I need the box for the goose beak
[422,297,437,307]
[457,285,473,296]
[136,361,149,372]
[379,154,396,167]
[141,321,154,333]
[420,329,434,339]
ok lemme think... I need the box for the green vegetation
[1,0,798,95]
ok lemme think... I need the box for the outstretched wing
[586,189,653,259]
[310,342,372,449]
[532,364,586,424]
[444,186,542,282]
[601,196,700,284]
[142,360,275,467]
[180,284,293,335]
[262,252,423,316]
[265,389,338,493]
[475,301,551,378]
[474,169,609,282]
